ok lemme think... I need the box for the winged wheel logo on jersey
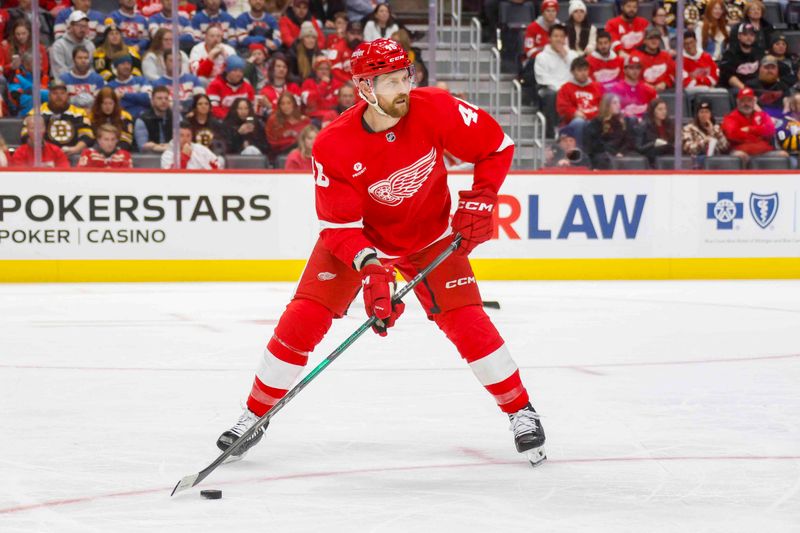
[367,148,437,206]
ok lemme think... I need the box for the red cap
[624,54,642,66]
[350,38,411,81]
[737,87,755,100]
[541,0,558,11]
[248,43,268,55]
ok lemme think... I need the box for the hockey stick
[171,234,463,496]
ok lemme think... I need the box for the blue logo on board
[749,193,779,229]
[706,192,744,230]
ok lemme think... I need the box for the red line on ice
[1,353,798,372]
[1,454,798,516]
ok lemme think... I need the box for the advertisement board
[1,170,798,281]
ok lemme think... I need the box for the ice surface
[1,280,799,532]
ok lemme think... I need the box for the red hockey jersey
[587,51,624,89]
[311,87,514,265]
[631,49,675,88]
[610,80,657,119]
[682,50,719,88]
[77,148,133,168]
[556,80,604,124]
[605,16,649,54]
[207,75,256,119]
[523,19,551,59]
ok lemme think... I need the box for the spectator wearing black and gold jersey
[25,80,95,157]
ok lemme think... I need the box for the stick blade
[171,473,199,497]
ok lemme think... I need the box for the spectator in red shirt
[523,0,560,62]
[301,55,342,124]
[605,0,649,58]
[265,91,311,163]
[587,30,624,90]
[279,0,324,49]
[256,53,302,115]
[207,55,256,120]
[682,30,720,89]
[284,123,317,170]
[556,56,603,145]
[77,123,133,168]
[631,27,676,91]
[610,54,657,119]
[325,11,348,49]
[11,115,71,168]
[330,20,363,84]
[722,87,788,165]
[0,18,49,81]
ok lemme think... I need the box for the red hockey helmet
[350,38,412,82]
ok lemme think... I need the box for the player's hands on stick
[360,263,405,336]
[451,189,497,256]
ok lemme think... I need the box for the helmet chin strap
[358,82,391,118]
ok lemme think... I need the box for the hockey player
[217,38,546,466]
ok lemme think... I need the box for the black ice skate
[216,408,268,459]
[508,403,546,467]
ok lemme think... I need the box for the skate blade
[222,451,248,464]
[525,446,547,467]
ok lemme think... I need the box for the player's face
[97,131,119,153]
[372,69,411,118]
[101,96,116,115]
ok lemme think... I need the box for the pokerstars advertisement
[0,171,319,260]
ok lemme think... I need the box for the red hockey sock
[247,298,333,416]
[434,305,530,413]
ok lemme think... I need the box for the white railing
[533,111,547,169]
[488,47,501,115]
[437,0,463,74]
[468,17,481,101]
[510,79,523,168]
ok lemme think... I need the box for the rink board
[0,169,798,281]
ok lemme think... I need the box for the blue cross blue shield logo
[706,192,744,230]
[749,193,779,229]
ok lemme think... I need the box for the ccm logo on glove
[458,201,494,212]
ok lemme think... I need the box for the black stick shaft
[171,235,462,496]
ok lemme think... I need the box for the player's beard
[380,92,410,118]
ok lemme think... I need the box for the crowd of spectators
[495,0,800,169]
[0,0,428,169]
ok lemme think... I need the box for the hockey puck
[482,300,501,310]
[200,489,222,500]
